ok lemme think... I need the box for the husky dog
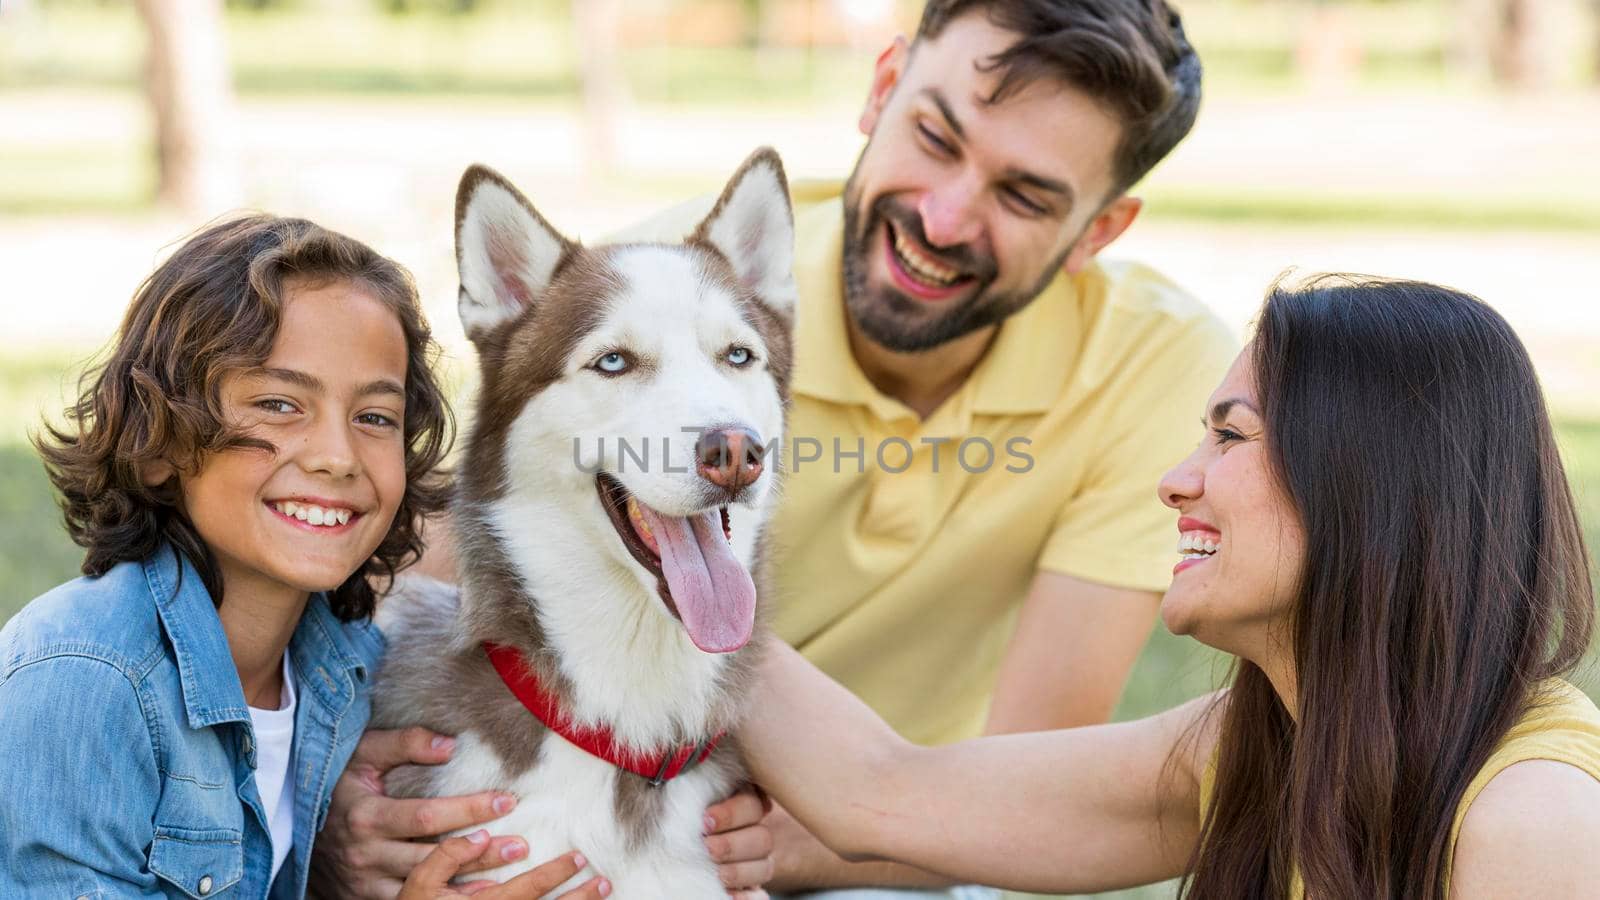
[370,148,795,897]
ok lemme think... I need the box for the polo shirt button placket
[860,436,940,545]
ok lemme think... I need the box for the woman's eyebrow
[1209,397,1260,423]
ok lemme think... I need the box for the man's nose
[917,175,984,248]
[696,426,764,494]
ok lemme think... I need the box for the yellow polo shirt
[768,192,1237,745]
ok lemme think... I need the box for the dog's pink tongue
[642,507,755,653]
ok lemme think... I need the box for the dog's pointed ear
[454,164,575,343]
[692,147,797,320]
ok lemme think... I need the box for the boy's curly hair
[35,215,454,621]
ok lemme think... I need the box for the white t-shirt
[247,654,298,884]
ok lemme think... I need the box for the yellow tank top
[1196,679,1600,898]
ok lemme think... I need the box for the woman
[741,275,1600,898]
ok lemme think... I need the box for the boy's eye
[357,412,399,429]
[256,399,297,414]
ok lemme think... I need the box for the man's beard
[841,169,1073,354]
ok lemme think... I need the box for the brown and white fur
[370,149,796,897]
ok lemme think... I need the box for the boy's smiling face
[179,277,409,604]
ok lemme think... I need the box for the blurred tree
[1460,0,1561,87]
[1294,0,1360,92]
[382,0,480,13]
[134,0,241,214]
[743,0,764,48]
[1490,0,1537,84]
[573,0,624,175]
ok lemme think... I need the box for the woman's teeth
[892,228,963,287]
[273,501,352,527]
[1178,531,1221,559]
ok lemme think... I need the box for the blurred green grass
[4,2,1598,228]
[6,0,1560,99]
[7,138,1600,233]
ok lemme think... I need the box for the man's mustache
[870,197,998,283]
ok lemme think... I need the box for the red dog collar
[483,641,723,786]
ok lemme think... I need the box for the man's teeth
[273,501,352,527]
[1177,531,1221,559]
[892,228,963,287]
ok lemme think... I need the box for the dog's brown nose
[696,426,764,493]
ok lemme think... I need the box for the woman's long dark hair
[1182,275,1594,899]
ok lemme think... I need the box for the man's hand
[704,785,776,899]
[313,727,531,900]
[397,832,609,899]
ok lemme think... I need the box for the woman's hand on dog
[314,727,534,899]
[705,784,776,899]
[398,831,610,899]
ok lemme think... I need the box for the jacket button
[242,732,253,755]
[198,875,213,895]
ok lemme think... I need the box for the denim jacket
[0,544,385,898]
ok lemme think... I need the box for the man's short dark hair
[916,0,1202,198]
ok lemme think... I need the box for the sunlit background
[1,2,1597,894]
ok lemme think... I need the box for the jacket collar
[143,543,373,730]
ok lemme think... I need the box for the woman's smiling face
[1157,347,1306,658]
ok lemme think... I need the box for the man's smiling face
[842,11,1128,352]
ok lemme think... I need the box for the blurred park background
[0,1,1597,895]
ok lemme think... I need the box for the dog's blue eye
[597,352,629,374]
[726,347,752,367]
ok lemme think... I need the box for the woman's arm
[739,640,1221,894]
[1449,759,1600,899]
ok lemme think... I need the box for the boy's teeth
[274,501,353,527]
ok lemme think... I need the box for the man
[315,1,1236,896]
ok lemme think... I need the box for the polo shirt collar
[144,543,368,730]
[968,271,1080,414]
[790,197,1077,420]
